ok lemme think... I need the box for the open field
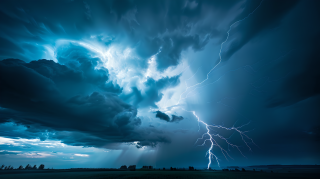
[1,170,319,179]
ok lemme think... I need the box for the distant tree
[18,165,24,170]
[253,169,255,171]
[0,165,4,170]
[4,166,8,170]
[242,168,246,172]
[163,168,165,170]
[33,165,37,170]
[38,164,45,170]
[128,165,136,171]
[25,164,32,170]
[120,165,127,170]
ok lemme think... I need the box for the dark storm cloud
[121,75,181,108]
[120,87,144,106]
[171,115,184,123]
[221,0,299,61]
[134,35,209,70]
[155,111,170,122]
[0,58,169,148]
[155,35,209,70]
[266,33,320,108]
[0,0,242,69]
[135,136,171,148]
[141,76,181,107]
[55,42,123,94]
[155,111,184,123]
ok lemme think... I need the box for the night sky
[0,0,319,169]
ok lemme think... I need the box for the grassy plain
[1,170,319,179]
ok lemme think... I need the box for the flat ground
[0,170,319,179]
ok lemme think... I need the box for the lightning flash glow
[175,1,264,169]
[182,110,256,169]
[176,0,264,106]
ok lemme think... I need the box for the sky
[0,0,319,169]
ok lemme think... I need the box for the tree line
[0,164,45,170]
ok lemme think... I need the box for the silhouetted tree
[120,165,127,170]
[33,165,37,169]
[18,165,24,170]
[4,166,8,170]
[242,168,246,172]
[128,165,136,171]
[25,164,32,170]
[38,164,45,170]
[0,165,4,170]
[163,168,165,170]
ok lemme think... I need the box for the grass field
[1,170,319,179]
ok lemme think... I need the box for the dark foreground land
[0,170,319,179]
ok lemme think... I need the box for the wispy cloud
[74,154,89,157]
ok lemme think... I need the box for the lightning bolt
[182,109,255,169]
[168,1,264,169]
[177,64,255,103]
[176,0,264,106]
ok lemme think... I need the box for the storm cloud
[0,0,320,169]
[155,111,184,123]
[0,58,169,148]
